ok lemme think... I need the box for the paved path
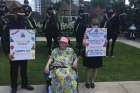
[1,81,140,93]
[118,38,140,49]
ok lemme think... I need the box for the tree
[91,0,108,8]
[63,0,73,4]
[129,0,140,8]
[91,0,126,13]
[53,0,74,10]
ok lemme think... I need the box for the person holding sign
[82,14,105,89]
[1,6,34,93]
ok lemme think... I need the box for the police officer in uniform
[101,7,120,57]
[22,0,37,29]
[0,0,8,49]
[0,0,8,40]
[42,7,60,55]
[74,9,89,56]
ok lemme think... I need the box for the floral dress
[50,47,77,93]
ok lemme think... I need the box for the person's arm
[1,21,10,57]
[29,16,37,29]
[82,32,87,47]
[57,20,61,32]
[72,57,78,70]
[74,18,79,35]
[100,15,107,28]
[42,18,46,31]
[42,15,49,32]
[44,57,53,74]
[71,49,78,70]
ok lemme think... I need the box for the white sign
[10,29,35,61]
[85,28,107,57]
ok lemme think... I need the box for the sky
[84,0,91,1]
[16,0,35,11]
[83,0,130,5]
[125,0,130,5]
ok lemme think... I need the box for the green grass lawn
[0,42,140,85]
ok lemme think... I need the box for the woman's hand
[72,63,77,70]
[44,67,49,74]
[8,54,13,61]
[83,34,88,47]
[72,57,78,70]
[83,41,88,47]
[44,57,52,74]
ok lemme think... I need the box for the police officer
[0,0,8,39]
[22,0,37,29]
[1,6,34,93]
[0,0,8,48]
[22,0,32,16]
[42,7,60,55]
[74,9,89,56]
[0,0,8,16]
[100,7,120,57]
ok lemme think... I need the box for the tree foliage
[129,0,140,8]
[91,0,108,8]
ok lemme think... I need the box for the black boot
[22,85,34,90]
[11,88,17,93]
[85,83,90,89]
[90,82,95,89]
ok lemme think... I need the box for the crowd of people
[0,1,127,93]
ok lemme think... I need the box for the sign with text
[10,29,35,61]
[85,28,107,57]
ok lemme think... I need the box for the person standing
[82,14,103,89]
[22,0,37,29]
[1,7,34,93]
[22,0,32,16]
[74,9,89,56]
[0,0,8,42]
[42,7,60,55]
[100,8,120,57]
[128,24,137,40]
[0,0,8,17]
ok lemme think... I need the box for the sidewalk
[1,81,140,93]
[118,38,140,49]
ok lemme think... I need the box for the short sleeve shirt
[50,47,77,67]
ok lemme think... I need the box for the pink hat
[59,37,69,44]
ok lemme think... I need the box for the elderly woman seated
[44,37,78,93]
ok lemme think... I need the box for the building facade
[41,0,47,16]
[35,0,41,14]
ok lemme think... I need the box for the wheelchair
[44,64,79,93]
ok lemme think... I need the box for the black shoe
[85,83,90,89]
[90,83,95,89]
[22,85,34,90]
[11,89,16,93]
